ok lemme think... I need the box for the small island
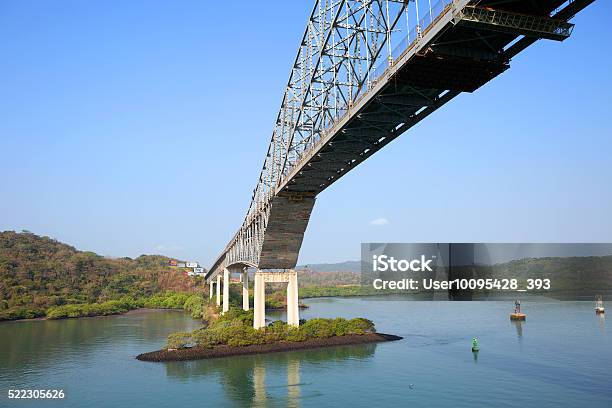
[137,308,401,362]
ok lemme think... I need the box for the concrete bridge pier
[216,274,221,307]
[253,270,299,329]
[222,268,230,314]
[241,269,249,311]
[286,271,299,327]
[254,272,266,329]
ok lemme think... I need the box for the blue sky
[1,1,611,266]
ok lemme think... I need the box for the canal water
[1,298,610,407]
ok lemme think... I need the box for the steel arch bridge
[205,0,594,287]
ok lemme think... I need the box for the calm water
[1,298,611,407]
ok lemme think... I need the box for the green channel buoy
[471,337,479,352]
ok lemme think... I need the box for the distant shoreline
[0,304,307,324]
[0,307,186,323]
[136,332,402,362]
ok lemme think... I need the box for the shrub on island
[166,331,196,349]
[164,308,375,350]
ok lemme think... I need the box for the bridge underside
[281,0,576,197]
[204,0,595,330]
[258,195,316,269]
[207,0,594,283]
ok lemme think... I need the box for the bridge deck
[276,0,572,197]
[206,0,594,280]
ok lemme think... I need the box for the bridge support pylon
[222,268,229,314]
[253,270,299,329]
[216,274,221,307]
[254,271,266,329]
[286,270,299,327]
[242,270,249,311]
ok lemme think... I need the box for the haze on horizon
[1,1,611,267]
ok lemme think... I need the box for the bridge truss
[206,0,593,281]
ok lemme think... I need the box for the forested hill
[0,231,200,313]
[297,261,361,273]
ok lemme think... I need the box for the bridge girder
[206,0,594,282]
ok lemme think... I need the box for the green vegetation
[265,297,286,309]
[261,290,308,309]
[297,269,361,285]
[46,298,138,319]
[0,230,210,321]
[0,231,379,322]
[299,285,377,298]
[183,294,205,319]
[0,307,46,320]
[1,292,208,321]
[9,230,609,323]
[165,307,375,349]
[142,292,193,309]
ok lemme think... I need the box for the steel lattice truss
[206,0,586,278]
[262,0,408,194]
[252,0,442,205]
[220,0,427,273]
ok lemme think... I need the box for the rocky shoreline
[136,333,402,362]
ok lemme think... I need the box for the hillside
[489,255,612,291]
[0,231,203,317]
[297,261,361,273]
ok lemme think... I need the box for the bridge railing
[370,0,453,84]
[274,0,456,195]
[458,5,574,40]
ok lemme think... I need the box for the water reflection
[598,313,605,334]
[0,310,201,384]
[2,301,611,407]
[253,363,267,407]
[164,344,377,406]
[512,320,524,341]
[286,359,300,408]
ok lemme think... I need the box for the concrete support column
[223,268,230,314]
[209,281,213,299]
[216,274,221,307]
[242,270,249,311]
[286,270,299,327]
[253,272,266,329]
